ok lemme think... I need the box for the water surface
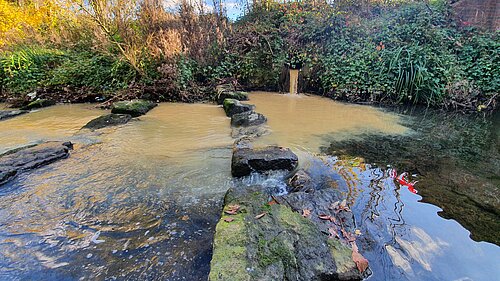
[0,95,498,280]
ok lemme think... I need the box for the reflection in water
[0,95,499,280]
[249,92,409,152]
[303,154,499,281]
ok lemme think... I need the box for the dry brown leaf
[224,209,238,215]
[329,216,337,224]
[224,217,234,223]
[318,214,332,220]
[255,213,266,219]
[302,209,311,218]
[328,227,339,239]
[227,204,240,211]
[351,242,369,273]
[181,215,189,221]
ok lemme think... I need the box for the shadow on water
[323,107,500,245]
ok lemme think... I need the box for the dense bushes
[0,0,498,111]
[0,47,136,96]
[217,1,498,110]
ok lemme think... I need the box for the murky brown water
[0,96,498,281]
[249,92,408,153]
[0,104,104,154]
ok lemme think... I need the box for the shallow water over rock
[0,96,498,280]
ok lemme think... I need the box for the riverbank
[1,1,498,113]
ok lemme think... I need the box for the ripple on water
[0,97,498,281]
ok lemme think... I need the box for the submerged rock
[215,84,249,105]
[231,146,298,177]
[0,142,73,185]
[288,169,315,193]
[20,99,56,110]
[82,113,132,130]
[223,98,254,117]
[111,100,157,117]
[231,111,267,127]
[209,185,362,281]
[0,110,28,121]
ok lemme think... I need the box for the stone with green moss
[223,99,254,117]
[21,99,56,110]
[209,185,362,281]
[111,99,157,117]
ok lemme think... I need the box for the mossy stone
[21,99,56,110]
[111,100,157,117]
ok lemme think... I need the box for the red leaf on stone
[224,217,234,223]
[302,209,311,218]
[328,227,339,239]
[351,242,369,273]
[318,214,332,220]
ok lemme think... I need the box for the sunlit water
[0,95,498,280]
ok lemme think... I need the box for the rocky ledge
[223,99,255,117]
[0,142,73,185]
[209,182,365,281]
[231,146,298,177]
[82,113,132,130]
[111,99,157,117]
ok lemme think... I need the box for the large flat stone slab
[0,142,73,185]
[223,99,255,117]
[231,146,298,177]
[82,113,132,130]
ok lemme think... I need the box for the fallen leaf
[255,213,266,219]
[302,209,311,218]
[181,215,189,221]
[329,216,337,224]
[318,214,332,220]
[224,209,238,215]
[351,242,369,273]
[268,199,278,206]
[329,201,340,210]
[341,229,356,242]
[328,227,339,239]
[227,204,240,211]
[224,217,234,223]
[355,229,362,236]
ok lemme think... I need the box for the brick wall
[452,0,500,31]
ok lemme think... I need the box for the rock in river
[20,99,56,111]
[231,111,267,127]
[231,146,298,177]
[0,110,28,121]
[111,99,157,117]
[209,184,362,281]
[0,142,73,185]
[223,98,255,117]
[215,84,249,105]
[82,113,132,130]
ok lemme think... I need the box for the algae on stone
[111,99,157,117]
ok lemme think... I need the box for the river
[0,93,498,280]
